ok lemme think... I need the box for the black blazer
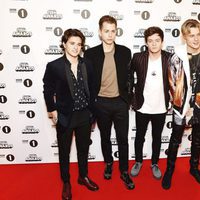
[84,43,131,103]
[129,50,171,110]
[43,55,95,127]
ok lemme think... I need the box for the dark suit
[84,43,131,173]
[43,55,95,182]
[129,50,171,164]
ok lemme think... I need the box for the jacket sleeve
[169,54,185,110]
[43,62,57,112]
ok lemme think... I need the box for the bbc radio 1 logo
[1,126,11,134]
[43,10,62,19]
[22,139,38,147]
[0,112,9,120]
[12,45,30,54]
[73,9,91,19]
[18,8,28,18]
[16,78,33,87]
[6,154,15,162]
[116,28,123,37]
[0,95,7,104]
[22,126,39,134]
[109,11,124,20]
[192,0,200,5]
[12,27,32,37]
[19,110,35,118]
[15,62,35,72]
[163,12,181,22]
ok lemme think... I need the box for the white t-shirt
[138,56,167,114]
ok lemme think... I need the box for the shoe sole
[78,180,99,191]
[120,177,135,190]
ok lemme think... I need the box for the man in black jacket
[84,15,134,190]
[43,29,98,200]
[129,27,175,180]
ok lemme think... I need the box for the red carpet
[0,158,200,200]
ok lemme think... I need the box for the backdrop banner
[0,0,199,164]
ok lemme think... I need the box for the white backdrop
[0,0,199,164]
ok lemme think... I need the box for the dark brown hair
[60,29,85,52]
[144,26,164,43]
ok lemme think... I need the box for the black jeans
[135,111,166,164]
[56,109,91,183]
[190,124,200,169]
[95,96,129,173]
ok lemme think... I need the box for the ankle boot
[162,167,174,189]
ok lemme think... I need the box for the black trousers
[135,111,166,164]
[166,114,200,170]
[56,109,91,183]
[95,96,129,173]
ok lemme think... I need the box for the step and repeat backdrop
[0,0,200,164]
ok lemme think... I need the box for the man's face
[146,33,163,54]
[99,22,117,45]
[183,27,200,52]
[63,36,82,58]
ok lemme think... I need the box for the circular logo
[174,0,182,3]
[166,121,172,129]
[188,134,192,141]
[114,151,119,158]
[18,8,28,18]
[165,148,169,156]
[2,126,11,134]
[81,10,90,19]
[30,140,38,147]
[172,29,180,37]
[6,154,15,162]
[23,79,33,87]
[140,45,147,52]
[54,27,63,36]
[26,110,35,118]
[141,11,150,20]
[116,28,123,37]
[0,95,7,103]
[0,63,4,71]
[21,45,30,54]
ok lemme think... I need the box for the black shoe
[78,176,99,191]
[162,170,173,190]
[104,162,113,180]
[62,182,72,200]
[120,171,135,190]
[190,168,200,184]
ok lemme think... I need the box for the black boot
[162,166,174,189]
[190,124,200,184]
[162,123,184,189]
